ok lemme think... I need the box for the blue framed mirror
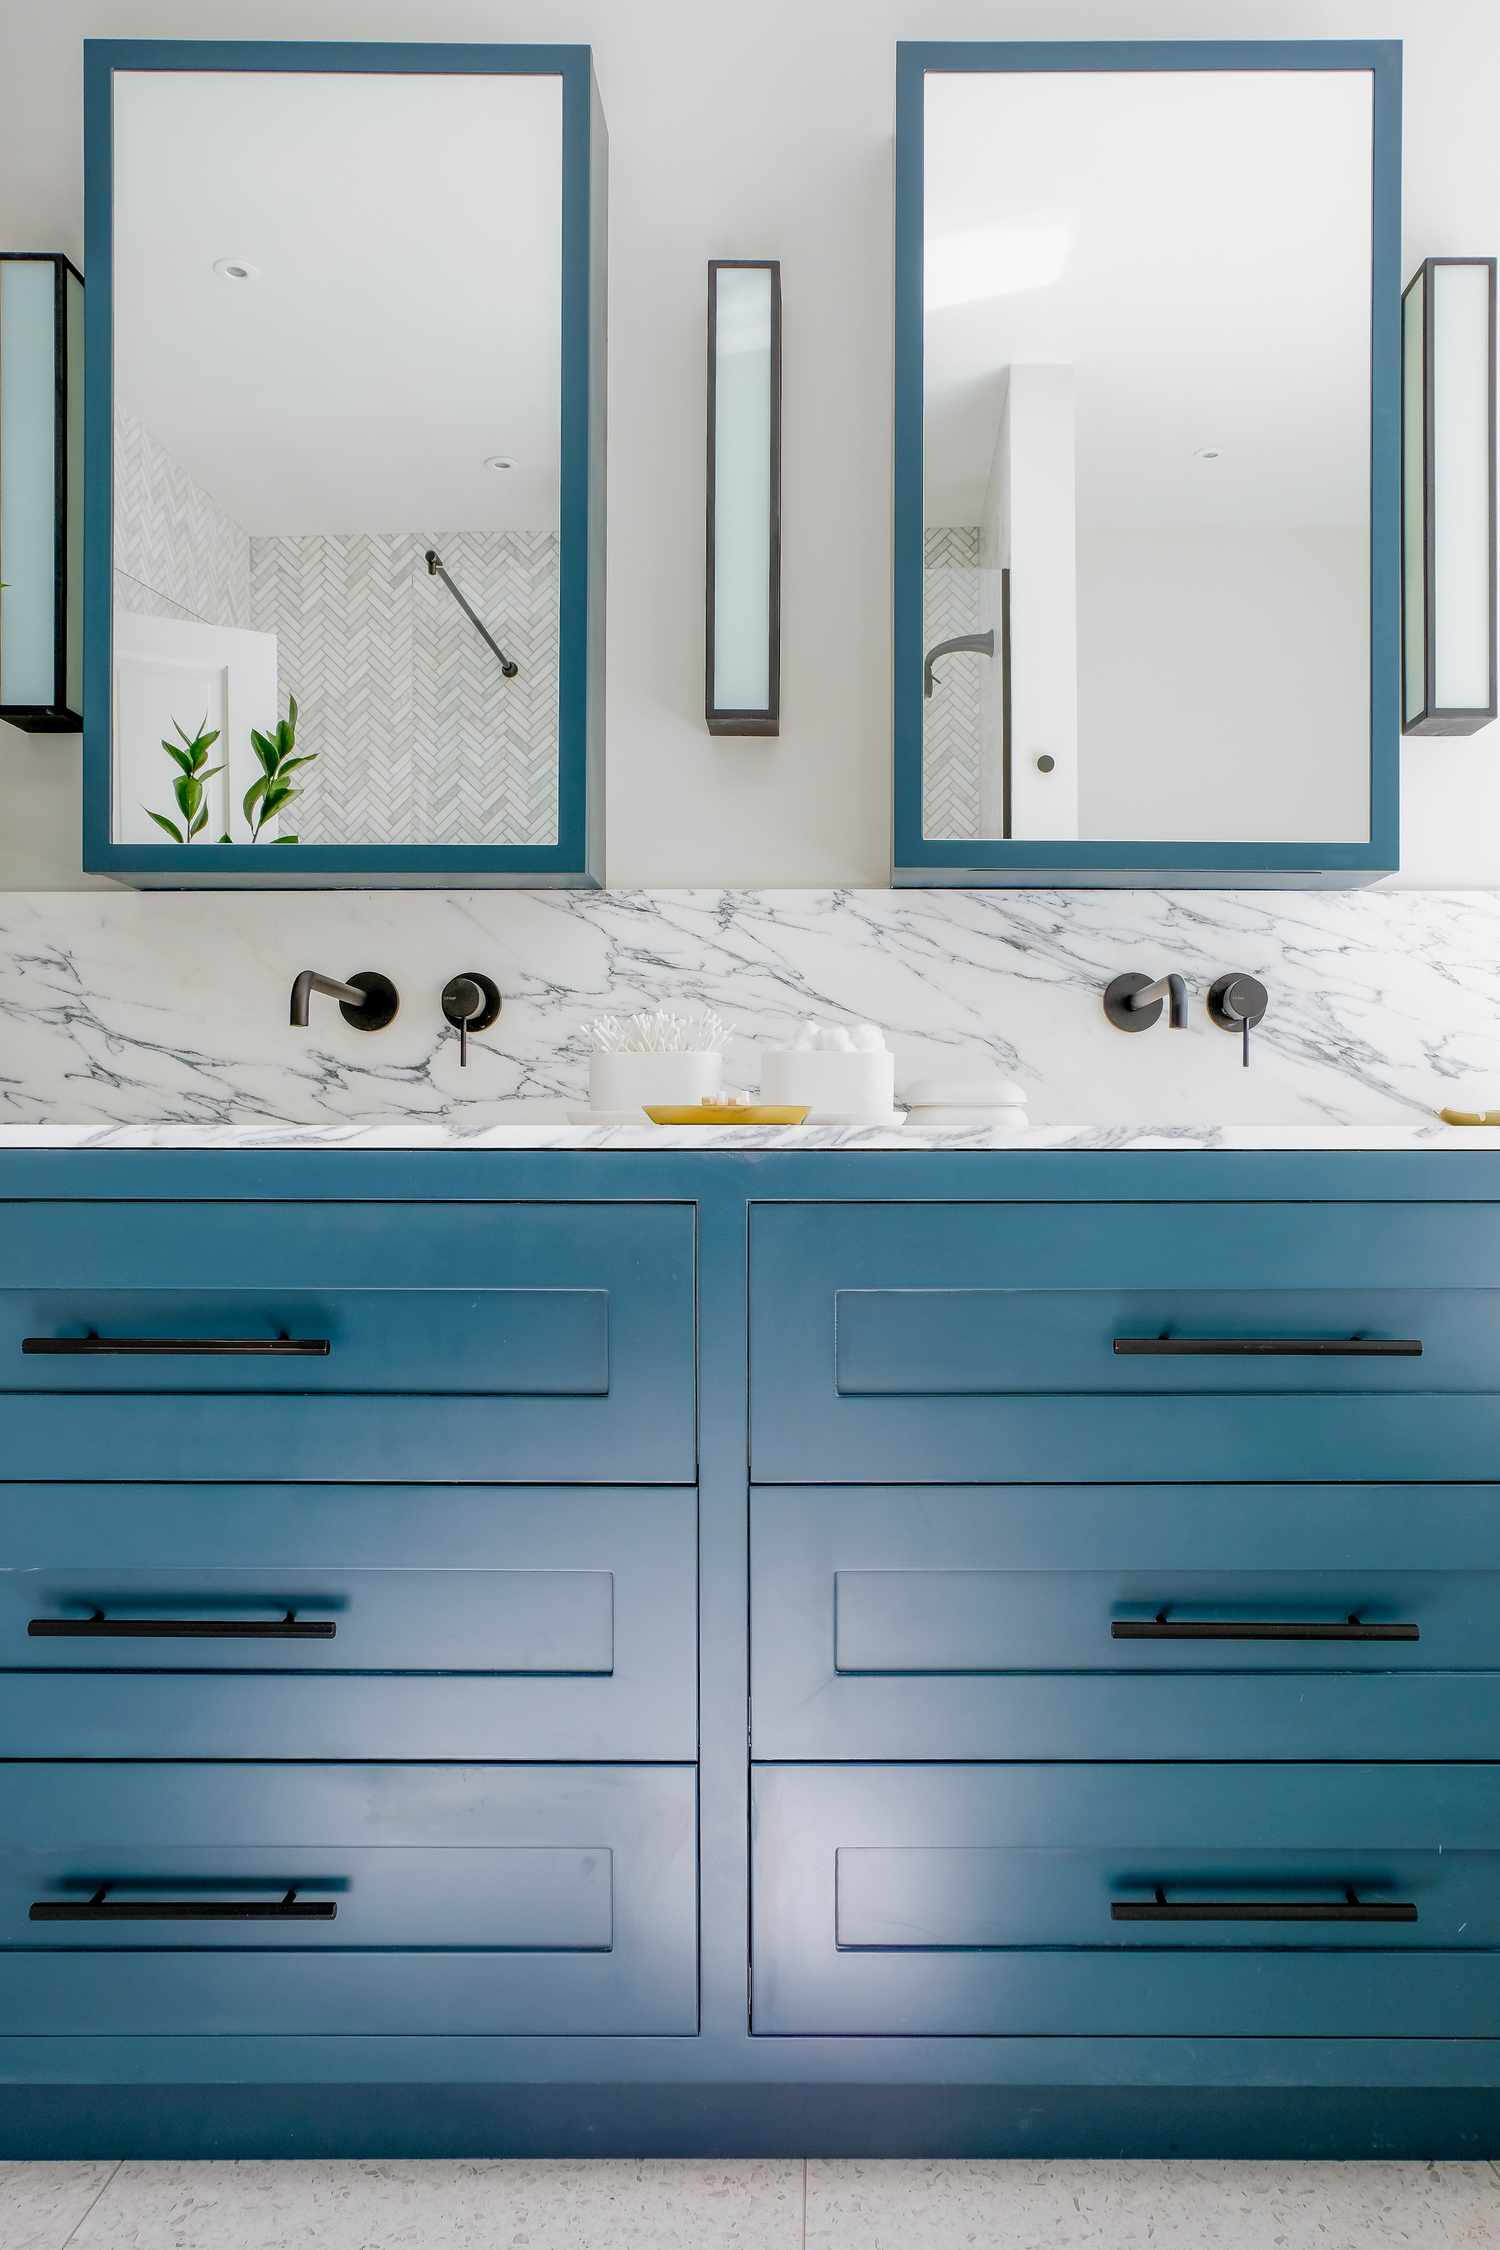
[83,40,606,888]
[893,41,1401,887]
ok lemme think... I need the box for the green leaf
[286,694,297,732]
[271,833,300,844]
[261,782,297,818]
[189,806,208,837]
[144,809,184,842]
[242,774,269,818]
[172,774,203,822]
[250,730,280,777]
[273,754,317,777]
[161,742,196,775]
[197,764,224,786]
[217,833,231,844]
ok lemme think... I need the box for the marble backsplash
[0,886,1497,1130]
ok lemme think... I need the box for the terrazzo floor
[3,2159,1499,2249]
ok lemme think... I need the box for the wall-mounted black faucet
[289,970,399,1031]
[1103,972,1188,1032]
[441,972,502,1067]
[1208,972,1268,1068]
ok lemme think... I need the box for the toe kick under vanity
[3,1135,1500,2158]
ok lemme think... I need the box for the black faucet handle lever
[1208,973,1269,1070]
[440,973,503,1070]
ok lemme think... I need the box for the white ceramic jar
[589,1051,723,1114]
[761,1046,896,1122]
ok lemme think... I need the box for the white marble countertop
[0,1119,1480,1152]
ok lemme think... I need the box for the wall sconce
[0,253,84,732]
[1402,256,1497,736]
[706,259,781,736]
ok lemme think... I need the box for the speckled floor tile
[70,2159,805,2250]
[0,2162,119,2250]
[805,2159,1500,2249]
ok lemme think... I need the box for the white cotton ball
[850,1023,886,1054]
[792,1021,818,1052]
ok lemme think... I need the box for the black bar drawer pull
[1112,1887,1416,1925]
[1112,1615,1419,1643]
[30,1886,336,1923]
[1113,1335,1422,1358]
[28,1609,336,1641]
[22,1333,330,1357]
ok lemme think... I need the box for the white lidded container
[762,1045,895,1122]
[901,1069,1028,1130]
[589,1050,722,1113]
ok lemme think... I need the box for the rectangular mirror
[84,41,605,887]
[894,42,1400,886]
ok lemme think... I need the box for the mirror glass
[110,69,562,849]
[921,69,1373,844]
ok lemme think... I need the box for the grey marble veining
[0,1120,1473,1152]
[0,887,1495,1129]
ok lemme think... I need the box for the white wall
[1,0,1497,890]
[1076,527,1370,841]
[994,368,1081,842]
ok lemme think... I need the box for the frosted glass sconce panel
[1402,256,1497,735]
[0,253,83,731]
[706,260,781,736]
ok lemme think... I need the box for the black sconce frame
[1402,254,1497,737]
[0,251,84,733]
[705,259,782,737]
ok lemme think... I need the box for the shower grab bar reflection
[424,550,519,679]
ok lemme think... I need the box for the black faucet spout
[1132,973,1188,1029]
[289,970,400,1032]
[289,970,365,1026]
[1102,970,1189,1034]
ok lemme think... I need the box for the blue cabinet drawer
[750,1201,1500,1482]
[752,1762,1500,2038]
[0,1201,694,1481]
[752,1484,1500,1760]
[0,1484,695,1759]
[4,1763,696,2036]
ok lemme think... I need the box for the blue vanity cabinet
[0,1171,703,2107]
[751,1483,1500,1761]
[5,1145,1500,2159]
[751,1762,1500,2038]
[3,1762,697,2036]
[0,1484,696,1760]
[0,1200,695,1482]
[748,1200,1500,1482]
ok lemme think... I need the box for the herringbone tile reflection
[114,406,563,848]
[249,531,560,847]
[114,406,251,629]
[922,526,984,841]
